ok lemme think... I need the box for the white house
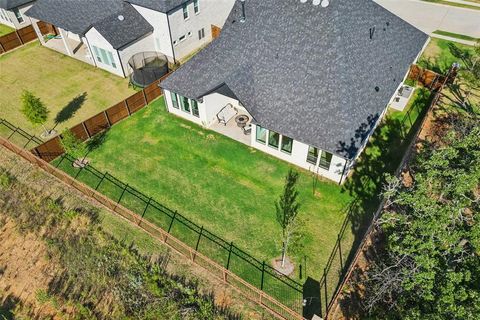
[160,0,429,184]
[0,0,35,30]
[25,0,234,78]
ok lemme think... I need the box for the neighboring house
[0,0,35,29]
[160,0,429,184]
[24,0,234,77]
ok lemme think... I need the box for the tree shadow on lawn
[0,294,20,320]
[53,92,88,129]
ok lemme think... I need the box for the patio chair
[216,103,237,126]
[243,123,252,135]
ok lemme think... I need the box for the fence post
[95,172,107,190]
[195,226,203,252]
[167,211,177,234]
[142,89,148,105]
[104,110,112,127]
[117,184,128,204]
[74,164,85,179]
[324,268,328,315]
[139,197,152,224]
[260,261,265,291]
[226,242,233,270]
[125,100,131,116]
[82,122,91,139]
[338,234,343,271]
[15,30,24,45]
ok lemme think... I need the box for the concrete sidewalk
[375,0,480,43]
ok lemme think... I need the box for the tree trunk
[41,124,49,136]
[281,240,288,268]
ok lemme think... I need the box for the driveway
[374,0,480,41]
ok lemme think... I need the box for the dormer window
[183,4,189,20]
[194,0,200,14]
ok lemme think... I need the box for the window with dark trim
[256,125,267,144]
[307,146,319,165]
[191,99,199,117]
[183,4,189,19]
[171,93,179,109]
[268,130,280,149]
[179,34,186,42]
[13,8,24,23]
[194,0,200,14]
[319,151,333,170]
[181,96,190,112]
[198,28,205,40]
[281,136,293,154]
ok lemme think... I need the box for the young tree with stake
[276,168,301,268]
[61,129,88,167]
[20,90,50,136]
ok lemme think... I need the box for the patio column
[58,27,72,56]
[32,21,45,45]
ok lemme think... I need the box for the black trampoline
[128,52,169,88]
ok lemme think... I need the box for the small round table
[235,115,250,127]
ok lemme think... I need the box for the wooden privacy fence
[0,21,51,54]
[406,64,447,90]
[32,74,167,162]
[0,137,304,320]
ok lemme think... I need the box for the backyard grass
[0,41,135,136]
[0,23,14,36]
[55,97,355,281]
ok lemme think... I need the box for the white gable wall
[0,3,34,29]
[119,32,157,76]
[168,0,235,61]
[131,4,174,62]
[85,27,124,77]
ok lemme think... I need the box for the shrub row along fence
[31,74,168,160]
[0,21,51,54]
[323,65,459,319]
[406,64,448,91]
[0,119,304,319]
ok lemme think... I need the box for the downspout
[83,35,98,67]
[338,159,350,185]
[116,49,127,78]
[166,13,177,64]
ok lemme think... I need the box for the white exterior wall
[168,0,235,60]
[85,27,124,77]
[164,90,206,126]
[250,124,347,183]
[0,3,34,29]
[202,92,241,125]
[131,4,174,62]
[119,33,156,76]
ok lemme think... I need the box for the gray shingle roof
[93,3,153,49]
[0,0,33,10]
[26,0,153,49]
[0,0,35,10]
[127,0,187,13]
[161,0,428,159]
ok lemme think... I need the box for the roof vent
[320,0,330,7]
[240,0,246,23]
[118,15,125,21]
[375,86,380,92]
[369,26,376,40]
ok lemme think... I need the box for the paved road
[374,0,480,40]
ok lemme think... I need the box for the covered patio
[208,105,252,146]
[32,20,94,65]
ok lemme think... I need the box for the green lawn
[433,30,479,42]
[0,23,14,36]
[419,38,477,73]
[55,98,354,281]
[423,0,480,10]
[0,41,135,136]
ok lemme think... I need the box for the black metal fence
[0,118,304,315]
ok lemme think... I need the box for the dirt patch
[0,218,58,318]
